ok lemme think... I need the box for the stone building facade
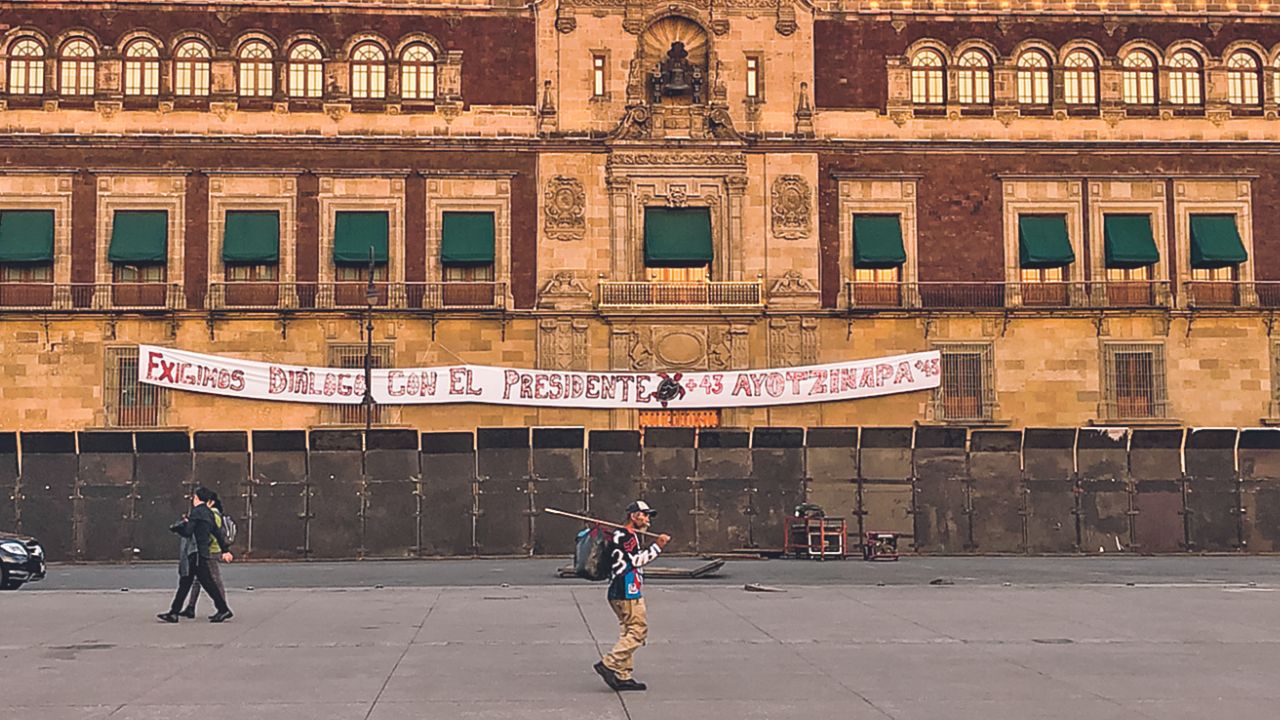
[3,0,1280,435]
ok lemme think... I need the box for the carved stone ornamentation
[768,317,819,367]
[538,317,590,371]
[775,0,797,36]
[95,101,122,119]
[612,105,653,140]
[768,270,820,310]
[706,106,743,140]
[795,81,814,137]
[544,176,586,241]
[610,151,747,167]
[555,6,577,33]
[770,175,811,240]
[323,103,350,122]
[610,325,748,371]
[537,271,593,311]
[666,186,689,207]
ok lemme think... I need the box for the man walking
[186,487,235,622]
[593,500,669,692]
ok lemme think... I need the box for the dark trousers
[169,566,197,615]
[193,554,230,614]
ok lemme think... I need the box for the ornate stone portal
[612,14,742,141]
[610,324,750,371]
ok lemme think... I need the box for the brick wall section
[184,172,209,308]
[814,18,1280,110]
[1,8,536,106]
[404,174,427,284]
[296,172,320,285]
[820,150,1276,307]
[71,171,97,285]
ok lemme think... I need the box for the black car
[0,532,45,590]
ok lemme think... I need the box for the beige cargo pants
[603,598,648,680]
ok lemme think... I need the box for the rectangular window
[113,264,166,283]
[105,346,165,428]
[1102,342,1167,420]
[1,264,52,282]
[593,54,606,97]
[746,56,760,100]
[226,263,279,282]
[935,343,995,422]
[647,266,708,283]
[325,344,393,426]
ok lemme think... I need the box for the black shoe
[157,613,179,623]
[593,661,620,690]
[209,610,234,623]
[616,679,647,692]
[178,608,196,619]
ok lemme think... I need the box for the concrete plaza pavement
[6,559,1280,719]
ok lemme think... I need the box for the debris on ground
[929,577,954,586]
[743,583,786,593]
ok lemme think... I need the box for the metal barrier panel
[249,431,308,558]
[307,431,363,559]
[748,428,803,549]
[806,480,858,540]
[1133,480,1186,553]
[858,480,914,549]
[133,432,192,561]
[968,430,1024,553]
[1130,430,1186,553]
[1241,479,1280,552]
[1185,480,1240,551]
[588,431,642,517]
[364,430,420,558]
[1129,429,1184,480]
[1023,428,1076,480]
[912,427,969,554]
[859,427,913,480]
[476,427,531,481]
[1078,478,1132,553]
[192,432,250,524]
[532,477,583,556]
[752,428,805,479]
[1025,479,1077,553]
[643,477,696,554]
[420,432,476,556]
[476,428,531,555]
[79,484,134,562]
[697,429,751,480]
[1184,428,1238,481]
[0,433,16,532]
[1239,429,1280,481]
[696,478,750,553]
[531,428,586,555]
[1239,430,1280,551]
[805,427,857,482]
[17,432,77,561]
[643,428,696,478]
[1077,428,1130,480]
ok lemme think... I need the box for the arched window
[350,43,386,100]
[1016,50,1052,105]
[910,49,945,105]
[1168,50,1203,105]
[400,44,436,101]
[1063,50,1098,105]
[8,39,46,95]
[1227,51,1261,106]
[956,50,992,105]
[124,39,161,96]
[288,43,323,99]
[238,41,273,97]
[1121,50,1157,105]
[174,41,210,97]
[59,39,95,96]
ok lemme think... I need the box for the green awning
[1018,214,1075,268]
[441,211,496,265]
[644,207,713,267]
[223,210,280,263]
[108,210,168,264]
[1103,214,1160,269]
[852,214,907,269]
[333,211,389,264]
[1190,214,1247,269]
[0,209,55,263]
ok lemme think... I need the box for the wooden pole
[542,507,663,539]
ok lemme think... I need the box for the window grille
[639,410,721,429]
[934,343,996,422]
[1270,341,1280,419]
[1102,342,1167,420]
[105,346,166,427]
[324,344,394,426]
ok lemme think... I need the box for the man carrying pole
[593,500,670,692]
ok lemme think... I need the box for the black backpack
[574,526,610,581]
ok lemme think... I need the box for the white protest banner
[137,344,941,409]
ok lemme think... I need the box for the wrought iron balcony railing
[598,280,764,308]
[846,281,1174,310]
